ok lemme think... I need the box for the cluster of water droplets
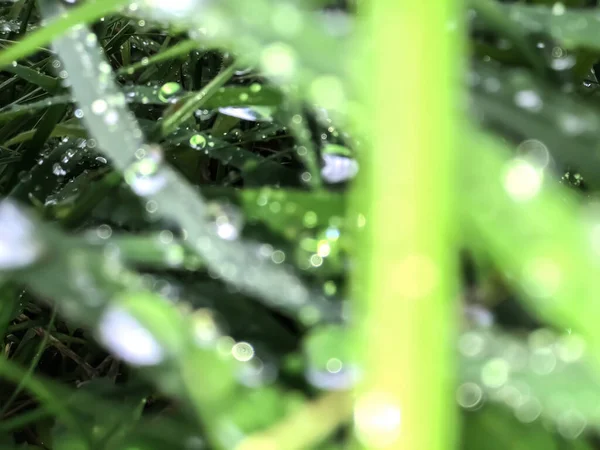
[458,327,595,439]
[0,18,35,34]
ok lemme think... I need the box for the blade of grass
[0,308,56,417]
[469,0,547,75]
[462,131,600,359]
[0,408,52,431]
[0,355,89,443]
[4,121,86,146]
[117,39,199,76]
[0,0,132,67]
[43,2,340,323]
[351,0,460,449]
[156,62,237,138]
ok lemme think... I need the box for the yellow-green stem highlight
[351,1,460,449]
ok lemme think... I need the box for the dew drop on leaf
[124,146,167,196]
[218,106,274,122]
[158,82,182,103]
[189,134,207,150]
[97,306,164,366]
[0,200,45,270]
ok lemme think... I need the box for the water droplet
[0,201,44,270]
[189,134,207,150]
[481,358,509,388]
[559,113,587,135]
[261,42,297,80]
[232,341,254,362]
[552,2,566,15]
[321,153,358,183]
[456,382,484,410]
[304,325,357,390]
[218,106,274,122]
[52,163,67,176]
[234,66,253,76]
[98,306,164,366]
[551,54,575,71]
[124,146,167,196]
[271,249,285,264]
[192,309,222,348]
[514,90,543,112]
[515,397,542,423]
[207,202,243,240]
[354,393,401,448]
[303,211,318,228]
[18,171,32,183]
[522,257,561,299]
[158,82,182,103]
[557,409,586,439]
[530,347,556,374]
[463,304,494,328]
[517,140,550,169]
[305,362,358,390]
[556,334,585,363]
[96,224,112,239]
[91,99,108,115]
[503,159,542,202]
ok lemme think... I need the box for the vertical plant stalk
[351,1,459,449]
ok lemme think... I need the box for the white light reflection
[98,306,164,366]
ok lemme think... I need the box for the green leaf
[0,0,133,67]
[470,61,600,190]
[500,3,600,53]
[470,0,547,74]
[462,131,600,354]
[3,63,60,92]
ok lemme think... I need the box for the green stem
[117,39,199,76]
[158,63,237,138]
[351,0,459,449]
